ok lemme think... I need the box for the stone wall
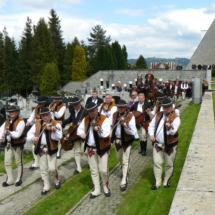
[62,70,206,93]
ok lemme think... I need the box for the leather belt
[87,145,96,149]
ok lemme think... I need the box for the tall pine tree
[136,55,147,69]
[111,41,125,70]
[48,9,65,84]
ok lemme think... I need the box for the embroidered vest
[84,115,110,155]
[99,102,116,113]
[5,118,25,147]
[155,112,179,148]
[111,112,134,146]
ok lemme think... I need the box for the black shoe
[2,182,14,187]
[89,194,100,199]
[151,185,158,190]
[164,183,170,188]
[57,155,61,159]
[142,151,146,156]
[41,189,50,195]
[104,191,111,197]
[138,150,143,154]
[73,170,80,175]
[15,180,22,186]
[120,184,127,192]
[55,181,61,189]
[29,166,39,170]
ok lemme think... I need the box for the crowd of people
[191,64,215,70]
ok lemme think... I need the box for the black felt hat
[35,96,47,104]
[117,99,127,107]
[86,102,97,111]
[70,97,81,105]
[156,93,166,100]
[161,98,173,107]
[53,94,62,99]
[7,105,20,112]
[38,107,51,115]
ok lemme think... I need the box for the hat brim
[69,100,81,106]
[39,110,51,115]
[161,102,173,107]
[117,104,127,107]
[86,103,97,111]
[54,96,62,99]
[157,96,166,100]
[7,109,20,112]
[35,101,47,103]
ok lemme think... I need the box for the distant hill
[128,57,190,69]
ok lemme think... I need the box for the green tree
[87,25,111,58]
[136,55,147,69]
[48,9,65,84]
[87,55,98,77]
[111,41,125,69]
[18,17,34,96]
[40,62,60,95]
[72,46,87,81]
[0,31,6,93]
[30,18,55,88]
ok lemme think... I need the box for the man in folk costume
[85,90,103,107]
[173,81,181,101]
[49,94,66,159]
[77,102,111,199]
[148,98,180,190]
[0,106,25,187]
[145,71,154,87]
[26,96,48,170]
[111,100,137,191]
[98,94,117,126]
[27,107,62,195]
[166,81,175,98]
[60,97,88,175]
[130,93,151,156]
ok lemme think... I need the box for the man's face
[131,93,137,99]
[38,103,45,108]
[118,107,127,114]
[8,111,19,119]
[73,103,81,111]
[54,98,62,104]
[41,113,51,122]
[105,96,112,104]
[163,105,173,115]
[138,95,145,103]
[88,108,98,118]
[92,93,97,99]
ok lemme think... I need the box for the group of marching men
[0,90,180,199]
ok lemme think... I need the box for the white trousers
[137,126,147,141]
[4,145,23,184]
[74,140,84,172]
[87,147,109,196]
[39,148,59,191]
[115,139,131,185]
[32,144,39,167]
[153,143,177,187]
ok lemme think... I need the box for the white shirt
[148,113,180,144]
[0,119,25,142]
[77,116,110,147]
[137,102,144,112]
[51,104,66,120]
[99,104,117,126]
[115,115,137,138]
[27,121,62,145]
[151,104,180,117]
[27,109,37,124]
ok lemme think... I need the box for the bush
[212,68,215,77]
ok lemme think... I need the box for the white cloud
[204,3,215,14]
[114,9,145,17]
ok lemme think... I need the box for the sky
[1,0,215,59]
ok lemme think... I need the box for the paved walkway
[0,99,190,215]
[169,93,215,215]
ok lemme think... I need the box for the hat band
[39,110,51,115]
[87,104,97,111]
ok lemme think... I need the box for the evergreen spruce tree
[86,55,98,77]
[30,18,55,88]
[0,31,6,93]
[18,17,33,96]
[136,55,147,69]
[40,62,60,95]
[48,9,65,84]
[87,25,111,58]
[72,46,87,81]
[111,41,125,69]
[122,45,128,68]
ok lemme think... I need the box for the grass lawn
[0,150,33,173]
[23,141,139,215]
[116,102,200,215]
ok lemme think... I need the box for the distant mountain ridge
[128,57,190,69]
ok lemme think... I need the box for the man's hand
[165,123,171,130]
[26,122,31,126]
[32,137,39,142]
[150,135,155,142]
[81,133,86,139]
[58,121,63,126]
[0,139,3,143]
[4,130,10,135]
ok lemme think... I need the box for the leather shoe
[89,194,99,199]
[29,166,39,170]
[2,182,14,187]
[15,180,22,186]
[142,151,146,156]
[151,185,158,190]
[120,184,127,192]
[73,170,80,175]
[104,191,111,197]
[164,183,170,188]
[55,181,61,189]
[41,190,50,195]
[57,155,61,159]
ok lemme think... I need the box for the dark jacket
[85,96,103,107]
[130,101,151,121]
[62,106,88,127]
